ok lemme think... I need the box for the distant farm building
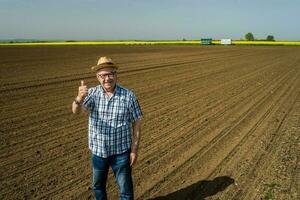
[221,39,232,45]
[201,38,212,45]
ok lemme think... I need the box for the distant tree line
[245,32,275,41]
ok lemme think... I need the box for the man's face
[96,68,117,92]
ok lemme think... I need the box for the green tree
[266,35,275,41]
[245,32,255,41]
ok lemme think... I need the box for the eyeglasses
[97,72,116,79]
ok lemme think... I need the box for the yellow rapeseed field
[0,41,200,46]
[0,40,299,46]
[231,40,300,45]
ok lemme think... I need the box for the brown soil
[0,45,299,200]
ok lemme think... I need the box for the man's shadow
[149,176,235,200]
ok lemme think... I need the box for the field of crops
[1,40,300,46]
[0,45,299,200]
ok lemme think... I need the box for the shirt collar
[98,84,120,97]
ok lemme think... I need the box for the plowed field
[0,45,299,200]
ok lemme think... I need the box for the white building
[221,39,232,45]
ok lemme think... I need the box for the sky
[0,0,299,41]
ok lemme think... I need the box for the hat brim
[91,63,118,72]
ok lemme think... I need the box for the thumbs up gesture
[77,80,88,102]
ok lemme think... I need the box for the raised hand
[77,80,88,102]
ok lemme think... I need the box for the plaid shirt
[83,84,143,158]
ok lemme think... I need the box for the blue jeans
[92,150,134,200]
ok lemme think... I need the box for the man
[72,57,143,200]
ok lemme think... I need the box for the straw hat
[91,57,118,72]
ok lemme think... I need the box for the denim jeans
[92,150,134,200]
